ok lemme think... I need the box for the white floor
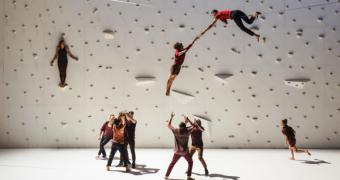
[0,149,339,180]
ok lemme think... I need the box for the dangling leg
[58,62,68,87]
[232,10,260,42]
[166,64,181,96]
[166,75,177,96]
[165,154,181,178]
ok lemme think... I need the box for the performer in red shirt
[165,35,201,96]
[96,114,115,160]
[201,9,261,42]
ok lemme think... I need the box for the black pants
[58,62,67,84]
[231,10,256,36]
[120,140,136,164]
[107,143,128,167]
[98,136,111,157]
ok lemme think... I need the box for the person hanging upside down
[165,112,193,180]
[96,114,115,160]
[202,9,261,42]
[50,38,79,88]
[165,35,200,96]
[280,119,311,160]
[183,115,209,176]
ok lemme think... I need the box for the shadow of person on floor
[110,164,159,175]
[298,159,331,165]
[192,172,240,179]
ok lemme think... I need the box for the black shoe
[132,163,136,169]
[116,162,123,167]
[205,168,209,176]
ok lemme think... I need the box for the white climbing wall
[0,0,339,148]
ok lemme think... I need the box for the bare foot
[289,157,295,160]
[96,156,99,160]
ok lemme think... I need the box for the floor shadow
[192,172,240,179]
[298,159,331,165]
[109,164,159,176]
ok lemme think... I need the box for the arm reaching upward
[167,112,175,129]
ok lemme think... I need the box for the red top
[113,125,125,144]
[174,49,186,65]
[100,121,113,138]
[215,10,232,21]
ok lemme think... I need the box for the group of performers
[48,7,312,180]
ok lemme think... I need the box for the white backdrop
[0,0,339,148]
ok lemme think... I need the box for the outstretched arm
[66,47,78,61]
[50,47,59,66]
[199,18,218,37]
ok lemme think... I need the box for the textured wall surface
[0,0,339,148]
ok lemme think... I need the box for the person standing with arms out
[106,112,130,172]
[96,114,115,160]
[281,119,311,160]
[201,9,261,42]
[165,112,193,180]
[117,111,137,168]
[165,35,201,96]
[50,38,79,88]
[183,115,209,176]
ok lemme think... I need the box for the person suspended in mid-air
[165,35,200,96]
[201,9,261,42]
[50,38,79,88]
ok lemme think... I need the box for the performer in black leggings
[50,38,79,87]
[117,111,137,168]
[201,9,261,42]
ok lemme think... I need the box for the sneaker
[116,162,123,167]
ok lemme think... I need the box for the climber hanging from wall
[50,38,79,88]
[165,35,201,96]
[201,9,262,42]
